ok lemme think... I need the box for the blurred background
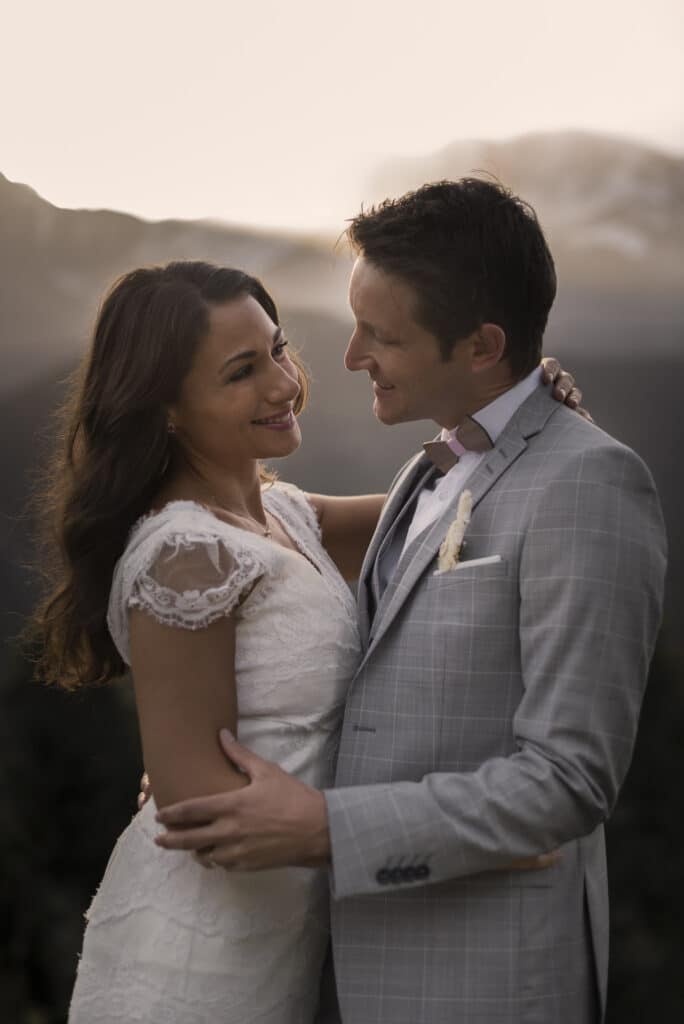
[1,1,682,1020]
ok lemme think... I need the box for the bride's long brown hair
[28,261,308,690]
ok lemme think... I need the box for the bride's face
[169,296,302,470]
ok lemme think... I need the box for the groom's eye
[372,328,398,345]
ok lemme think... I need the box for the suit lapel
[358,388,561,663]
[357,451,432,649]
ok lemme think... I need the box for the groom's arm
[323,440,667,898]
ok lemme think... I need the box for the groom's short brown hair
[347,178,557,378]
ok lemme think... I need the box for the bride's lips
[252,409,296,431]
[373,381,395,396]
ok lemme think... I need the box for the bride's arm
[129,609,248,810]
[306,493,385,582]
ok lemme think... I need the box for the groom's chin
[373,398,404,426]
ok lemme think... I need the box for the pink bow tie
[422,416,493,474]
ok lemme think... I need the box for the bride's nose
[266,359,300,404]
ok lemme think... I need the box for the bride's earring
[161,421,176,476]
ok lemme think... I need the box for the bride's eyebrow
[219,349,256,373]
[217,329,284,375]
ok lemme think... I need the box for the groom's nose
[344,328,372,372]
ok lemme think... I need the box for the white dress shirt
[376,367,544,595]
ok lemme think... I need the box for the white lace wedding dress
[68,482,360,1024]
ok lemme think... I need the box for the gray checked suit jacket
[322,386,667,1024]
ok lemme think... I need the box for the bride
[31,261,579,1023]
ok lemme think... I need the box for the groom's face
[345,256,477,429]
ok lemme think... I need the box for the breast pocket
[421,559,521,765]
[423,556,518,673]
[422,557,516,638]
[426,557,510,589]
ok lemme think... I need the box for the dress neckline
[137,496,323,577]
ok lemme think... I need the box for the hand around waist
[154,729,332,871]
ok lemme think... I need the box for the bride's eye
[229,364,253,382]
[273,340,289,359]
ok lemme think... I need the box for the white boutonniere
[436,489,473,573]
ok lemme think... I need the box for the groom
[156,179,667,1022]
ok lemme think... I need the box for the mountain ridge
[1,128,682,398]
[368,130,684,289]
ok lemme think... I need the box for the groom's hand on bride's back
[505,849,561,872]
[137,771,152,810]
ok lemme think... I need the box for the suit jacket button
[403,866,417,882]
[415,864,430,880]
[388,867,403,884]
[376,868,391,885]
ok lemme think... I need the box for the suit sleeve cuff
[323,784,434,900]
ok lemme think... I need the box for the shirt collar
[440,365,543,447]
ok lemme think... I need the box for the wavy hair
[28,261,308,689]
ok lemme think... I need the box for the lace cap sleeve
[107,505,267,662]
[130,534,265,628]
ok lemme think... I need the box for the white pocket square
[433,555,503,576]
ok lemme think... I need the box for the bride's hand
[541,357,593,422]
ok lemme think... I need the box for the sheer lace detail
[130,535,264,629]
[107,501,269,663]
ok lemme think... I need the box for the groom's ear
[471,323,506,373]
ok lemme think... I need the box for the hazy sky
[3,0,682,231]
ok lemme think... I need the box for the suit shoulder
[520,408,666,552]
[537,407,657,488]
